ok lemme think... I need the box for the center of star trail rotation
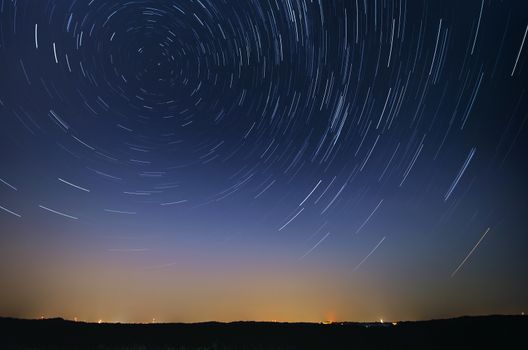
[0,0,527,323]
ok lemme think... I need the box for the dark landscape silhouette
[1,315,526,349]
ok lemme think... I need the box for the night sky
[0,0,527,323]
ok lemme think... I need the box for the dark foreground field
[1,315,526,349]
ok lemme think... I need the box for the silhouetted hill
[1,315,526,349]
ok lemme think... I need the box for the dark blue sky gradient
[0,0,527,322]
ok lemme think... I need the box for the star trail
[0,0,527,323]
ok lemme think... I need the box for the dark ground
[1,315,526,349]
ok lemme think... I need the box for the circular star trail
[0,0,527,322]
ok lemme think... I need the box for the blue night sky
[0,0,527,323]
